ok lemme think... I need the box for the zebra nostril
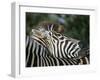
[78,41,89,50]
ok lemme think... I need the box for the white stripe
[74,48,81,57]
[48,25,50,31]
[55,57,60,66]
[58,41,62,57]
[63,58,70,65]
[37,55,40,67]
[50,24,54,31]
[46,56,52,66]
[49,56,55,66]
[31,41,35,67]
[53,40,58,57]
[79,59,83,65]
[39,45,43,56]
[68,43,75,56]
[26,36,29,47]
[61,41,66,58]
[44,56,49,66]
[59,58,66,65]
[65,41,72,58]
[42,56,45,66]
[42,48,46,56]
[36,43,39,55]
[69,44,80,57]
[31,53,34,67]
[85,57,89,64]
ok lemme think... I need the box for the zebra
[31,29,81,58]
[26,35,80,67]
[31,27,90,65]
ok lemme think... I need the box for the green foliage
[26,12,89,46]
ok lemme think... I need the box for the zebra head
[30,22,65,45]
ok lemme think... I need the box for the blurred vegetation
[26,12,89,47]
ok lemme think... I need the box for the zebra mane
[30,35,47,47]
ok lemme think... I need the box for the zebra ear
[77,40,80,43]
[57,25,64,33]
[50,24,54,31]
[29,29,34,36]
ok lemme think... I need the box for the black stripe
[67,42,73,56]
[53,41,56,56]
[69,58,78,65]
[52,35,58,41]
[65,58,73,65]
[26,37,30,61]
[27,43,33,67]
[60,41,64,58]
[69,44,77,54]
[72,48,80,57]
[41,56,45,66]
[59,36,64,40]
[51,57,58,66]
[43,57,48,66]
[56,57,64,65]
[45,56,51,66]
[48,56,54,66]
[38,56,41,66]
[61,58,69,65]
[63,40,69,58]
[38,44,41,56]
[57,40,60,57]
[33,38,46,47]
[33,44,37,67]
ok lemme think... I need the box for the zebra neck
[30,35,47,47]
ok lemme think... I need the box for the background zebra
[26,35,80,67]
[31,27,90,65]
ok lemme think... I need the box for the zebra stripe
[26,36,50,67]
[26,36,80,67]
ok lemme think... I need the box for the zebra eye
[57,33,61,36]
[49,32,51,36]
[48,31,52,36]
